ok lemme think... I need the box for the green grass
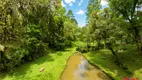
[84,45,142,80]
[0,48,75,80]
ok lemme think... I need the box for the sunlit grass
[0,48,75,80]
[84,45,142,80]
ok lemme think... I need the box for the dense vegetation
[82,0,142,79]
[0,0,79,72]
[0,0,142,80]
[84,0,142,63]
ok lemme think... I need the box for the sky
[61,0,108,27]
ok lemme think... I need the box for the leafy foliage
[86,0,142,66]
[0,0,79,72]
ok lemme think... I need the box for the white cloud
[78,0,83,6]
[61,1,66,7]
[64,0,75,4]
[64,0,76,6]
[76,10,85,15]
[69,3,73,6]
[101,0,108,6]
[78,23,85,27]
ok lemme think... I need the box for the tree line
[85,0,142,65]
[0,0,79,72]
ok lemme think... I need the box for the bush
[0,34,48,72]
[21,37,48,61]
[76,46,88,53]
[0,46,28,72]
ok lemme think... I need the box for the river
[61,53,111,80]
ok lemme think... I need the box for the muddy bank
[60,53,111,80]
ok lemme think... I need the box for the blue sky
[61,0,108,27]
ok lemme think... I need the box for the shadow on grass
[57,52,63,56]
[85,45,142,79]
[0,53,54,80]
[86,49,134,79]
[118,46,142,79]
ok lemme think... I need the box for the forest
[0,0,142,80]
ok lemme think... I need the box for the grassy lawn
[0,48,75,80]
[84,45,142,80]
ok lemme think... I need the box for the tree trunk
[97,40,100,50]
[109,47,118,60]
[105,42,120,64]
[134,27,142,51]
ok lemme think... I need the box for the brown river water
[60,53,111,80]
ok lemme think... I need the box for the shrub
[0,46,28,72]
[76,46,88,53]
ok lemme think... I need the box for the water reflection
[61,53,111,80]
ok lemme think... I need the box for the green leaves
[27,24,40,33]
[0,0,77,71]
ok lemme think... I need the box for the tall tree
[67,10,74,19]
[109,0,142,51]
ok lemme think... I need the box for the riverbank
[84,48,142,80]
[0,48,75,80]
